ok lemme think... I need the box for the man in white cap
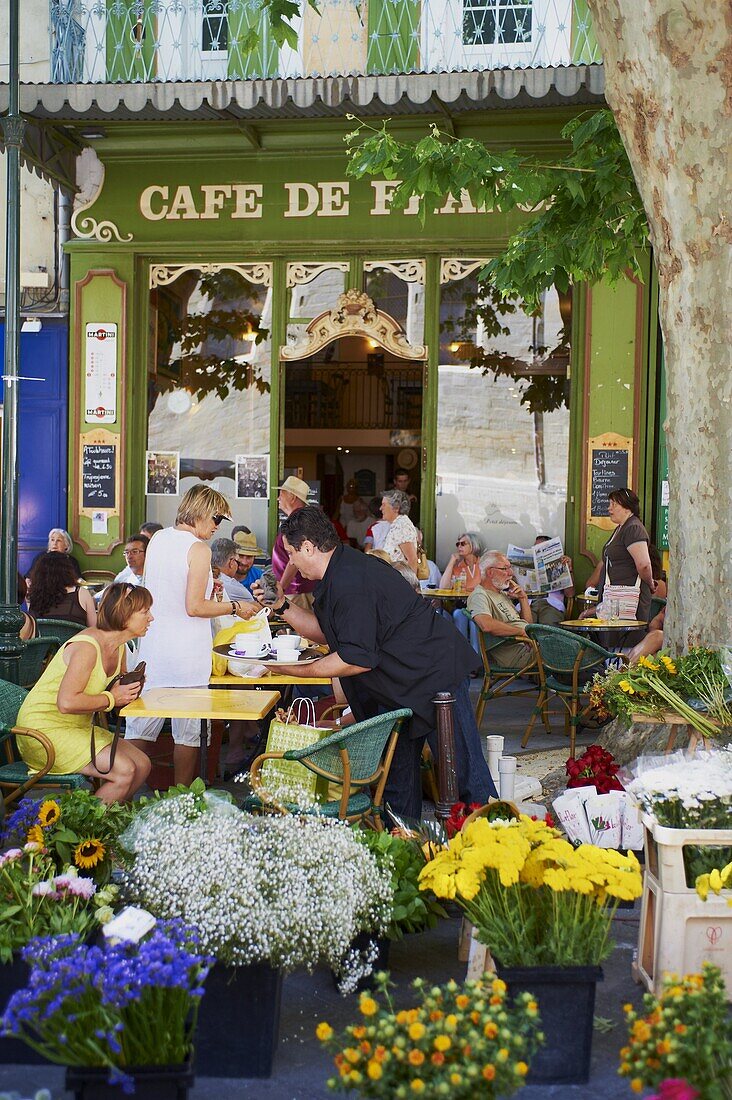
[271,475,317,609]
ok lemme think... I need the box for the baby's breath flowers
[418,815,641,967]
[317,974,543,1098]
[618,964,731,1096]
[121,793,393,973]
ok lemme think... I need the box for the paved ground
[2,688,646,1098]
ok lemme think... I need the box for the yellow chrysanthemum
[434,1035,451,1052]
[315,1022,333,1042]
[38,800,61,828]
[73,837,106,869]
[359,996,378,1017]
[410,1080,425,1093]
[366,1061,382,1080]
[408,1022,425,1041]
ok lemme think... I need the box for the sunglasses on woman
[212,514,227,526]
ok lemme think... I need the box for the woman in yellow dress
[17,584,153,804]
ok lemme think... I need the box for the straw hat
[233,531,265,556]
[278,475,310,504]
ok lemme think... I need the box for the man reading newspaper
[507,536,575,626]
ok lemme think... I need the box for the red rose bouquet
[566,745,623,795]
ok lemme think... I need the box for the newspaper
[507,537,572,595]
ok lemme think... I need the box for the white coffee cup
[234,634,268,657]
[273,635,301,657]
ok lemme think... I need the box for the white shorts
[124,715,209,748]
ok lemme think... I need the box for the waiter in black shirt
[254,506,496,819]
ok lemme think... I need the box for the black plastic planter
[0,955,48,1065]
[195,962,282,1078]
[497,963,603,1085]
[65,1062,194,1100]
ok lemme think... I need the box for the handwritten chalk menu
[82,443,116,509]
[84,323,117,423]
[586,433,633,529]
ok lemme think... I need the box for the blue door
[0,320,69,576]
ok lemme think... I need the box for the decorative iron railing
[48,0,600,84]
[285,363,424,432]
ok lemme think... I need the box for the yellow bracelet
[101,691,116,712]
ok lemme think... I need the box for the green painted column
[420,254,440,557]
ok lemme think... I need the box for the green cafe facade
[51,71,665,585]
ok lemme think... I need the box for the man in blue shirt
[233,530,265,593]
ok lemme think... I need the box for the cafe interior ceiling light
[79,128,106,140]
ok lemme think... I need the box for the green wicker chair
[525,624,628,759]
[474,630,549,743]
[0,679,88,807]
[36,618,84,645]
[246,708,412,830]
[19,636,60,689]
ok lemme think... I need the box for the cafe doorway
[280,293,426,527]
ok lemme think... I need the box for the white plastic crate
[642,814,732,894]
[636,872,732,997]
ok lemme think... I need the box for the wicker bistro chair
[246,708,412,830]
[36,618,85,646]
[0,679,88,807]
[19,636,60,689]
[525,624,628,759]
[474,629,549,744]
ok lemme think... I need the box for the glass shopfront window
[435,269,570,567]
[146,265,272,542]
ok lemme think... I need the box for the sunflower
[74,838,106,869]
[26,824,45,846]
[38,800,61,828]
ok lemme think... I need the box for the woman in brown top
[584,488,657,621]
[28,552,96,627]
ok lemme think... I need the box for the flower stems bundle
[418,816,642,968]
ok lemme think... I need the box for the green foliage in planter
[354,829,446,941]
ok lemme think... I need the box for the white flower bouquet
[119,792,393,973]
[625,749,732,831]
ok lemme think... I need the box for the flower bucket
[496,963,603,1084]
[195,962,282,1078]
[65,1062,194,1100]
[0,956,48,1065]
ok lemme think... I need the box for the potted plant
[316,972,543,1096]
[0,843,117,1065]
[618,963,731,1097]
[0,922,211,1099]
[418,814,642,1084]
[119,791,392,1078]
[1,793,134,885]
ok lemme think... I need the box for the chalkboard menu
[590,448,629,516]
[82,443,117,509]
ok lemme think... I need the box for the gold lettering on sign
[140,185,169,221]
[370,180,420,216]
[231,184,263,219]
[167,186,200,220]
[200,185,232,220]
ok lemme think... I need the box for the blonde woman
[125,484,257,785]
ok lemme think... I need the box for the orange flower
[408,1050,425,1066]
[430,1010,444,1022]
[455,994,470,1009]
[374,1046,387,1063]
[482,1065,496,1081]
[656,1039,671,1055]
[484,1022,498,1039]
[675,1024,687,1035]
[431,1052,445,1065]
[352,1026,366,1040]
[360,1041,371,1055]
[470,1010,481,1024]
[344,1048,360,1065]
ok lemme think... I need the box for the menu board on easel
[586,433,633,530]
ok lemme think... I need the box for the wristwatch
[278,598,291,614]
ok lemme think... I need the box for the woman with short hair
[16,583,153,803]
[380,490,419,573]
[440,531,483,593]
[124,483,258,786]
[28,552,97,628]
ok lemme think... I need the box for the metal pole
[432,690,459,820]
[0,0,27,681]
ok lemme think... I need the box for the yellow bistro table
[121,687,281,785]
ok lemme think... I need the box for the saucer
[228,646,268,658]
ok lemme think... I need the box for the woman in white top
[124,484,258,786]
[380,490,419,573]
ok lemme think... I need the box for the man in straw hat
[271,476,317,609]
[232,528,265,594]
